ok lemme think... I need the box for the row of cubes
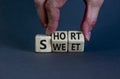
[35,31,85,52]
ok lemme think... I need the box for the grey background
[0,0,120,79]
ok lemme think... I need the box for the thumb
[34,0,47,28]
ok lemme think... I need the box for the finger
[45,0,67,35]
[45,4,60,35]
[34,0,47,28]
[81,0,104,41]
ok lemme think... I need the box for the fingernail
[44,24,47,28]
[46,28,51,35]
[86,32,91,41]
[46,27,53,35]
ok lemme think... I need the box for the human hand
[34,0,104,41]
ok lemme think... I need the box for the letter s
[40,40,46,49]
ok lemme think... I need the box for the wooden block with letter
[35,31,85,53]
[35,35,51,52]
[51,31,68,52]
[68,31,84,52]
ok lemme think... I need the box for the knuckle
[87,0,104,7]
[34,0,39,5]
[97,0,104,6]
[89,20,96,27]
[45,1,52,9]
[34,0,44,7]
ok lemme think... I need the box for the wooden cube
[51,31,68,52]
[68,31,84,52]
[35,35,51,52]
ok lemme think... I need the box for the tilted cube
[68,31,84,52]
[51,31,68,52]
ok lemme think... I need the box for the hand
[34,0,104,41]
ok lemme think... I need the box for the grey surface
[0,43,120,79]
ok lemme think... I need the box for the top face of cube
[35,34,51,39]
[68,31,84,43]
[51,31,67,42]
